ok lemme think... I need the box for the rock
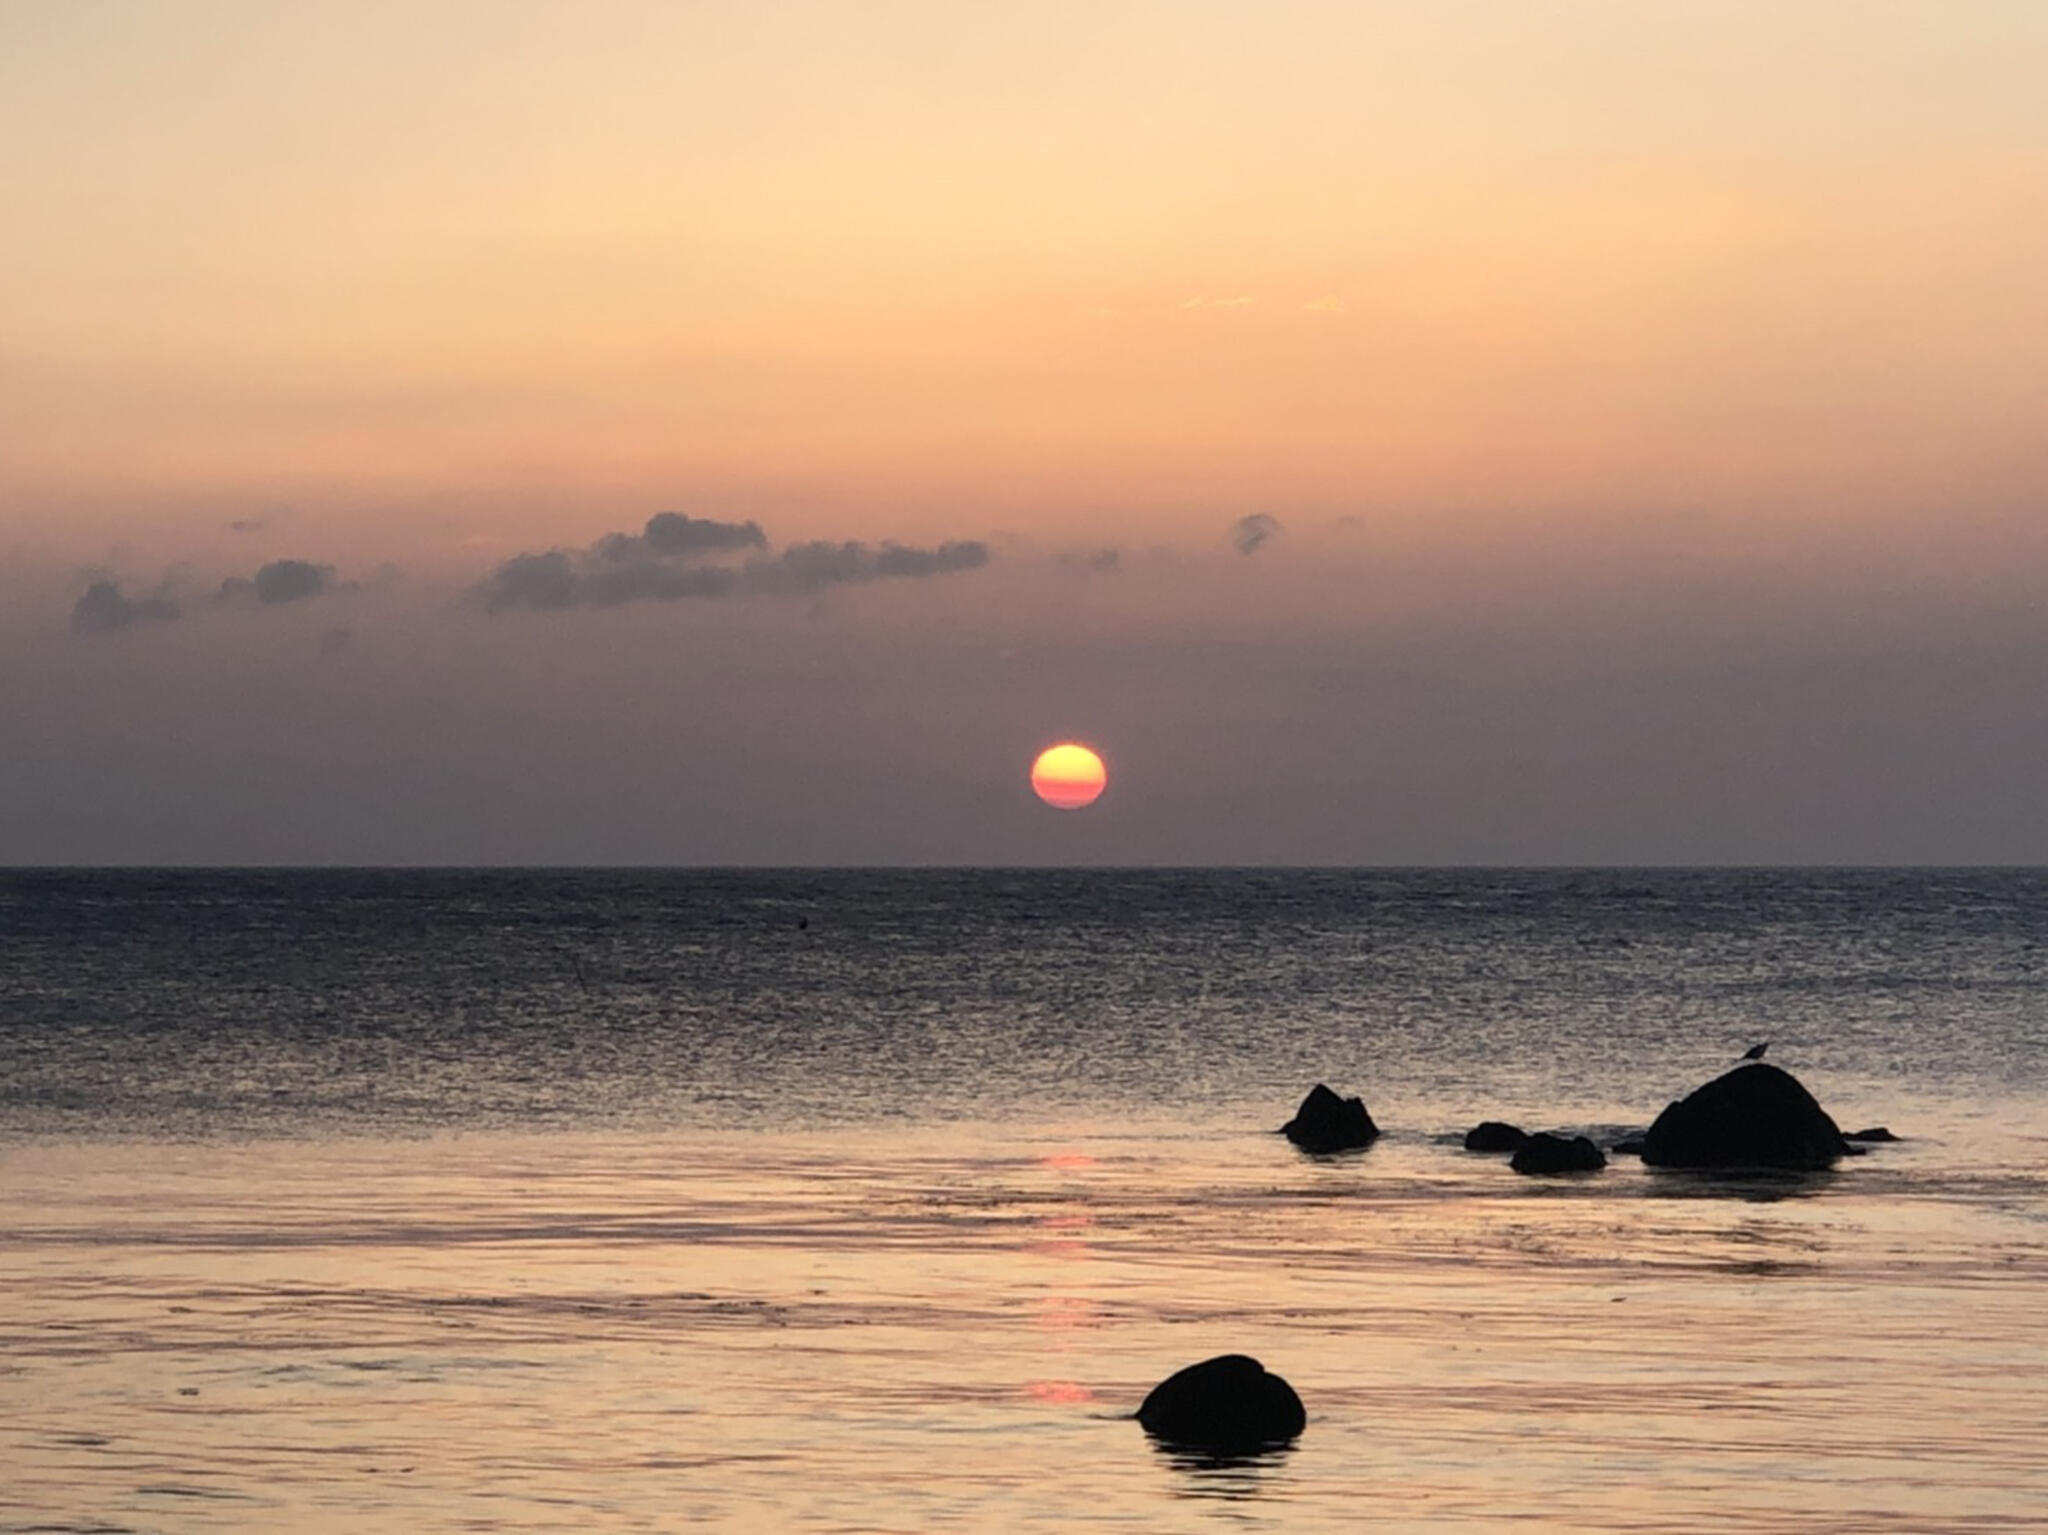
[1281,1083,1379,1153]
[1640,1062,1849,1170]
[1136,1355,1305,1451]
[1510,1132,1606,1174]
[1609,1137,1646,1156]
[1846,1126,1899,1142]
[1463,1120,1529,1152]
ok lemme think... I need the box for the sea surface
[2,868,2045,1531]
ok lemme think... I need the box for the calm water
[3,869,2046,1530]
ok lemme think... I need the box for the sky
[4,0,2047,864]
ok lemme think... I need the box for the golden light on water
[1030,743,1108,810]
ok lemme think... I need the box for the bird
[1741,1041,1769,1062]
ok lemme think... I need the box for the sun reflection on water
[1,1122,2045,1530]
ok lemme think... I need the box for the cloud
[582,558,740,606]
[71,579,179,634]
[478,551,579,612]
[228,516,268,534]
[75,558,347,634]
[476,547,738,611]
[741,539,989,597]
[1230,514,1283,555]
[593,510,767,565]
[476,513,989,614]
[218,558,339,605]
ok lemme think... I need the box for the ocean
[2,869,2045,1530]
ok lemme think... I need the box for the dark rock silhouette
[1281,1084,1379,1153]
[1137,1355,1305,1452]
[1463,1120,1529,1152]
[1846,1126,1899,1142]
[1510,1133,1606,1174]
[1640,1062,1849,1170]
[1609,1136,1647,1156]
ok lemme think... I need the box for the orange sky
[5,1,2045,558]
[4,2,2048,862]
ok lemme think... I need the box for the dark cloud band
[477,513,989,613]
[71,580,179,634]
[218,559,338,605]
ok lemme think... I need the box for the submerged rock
[1463,1120,1529,1152]
[1846,1126,1899,1143]
[1281,1083,1380,1153]
[1137,1355,1305,1452]
[1510,1132,1606,1174]
[1640,1062,1849,1171]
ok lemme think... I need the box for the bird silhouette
[1741,1041,1769,1062]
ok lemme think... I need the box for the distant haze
[4,2,2046,864]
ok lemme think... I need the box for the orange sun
[1030,742,1108,810]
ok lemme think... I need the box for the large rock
[1136,1354,1305,1451]
[1510,1132,1606,1175]
[1640,1062,1849,1170]
[1463,1120,1528,1152]
[1281,1084,1380,1152]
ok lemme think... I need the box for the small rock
[1846,1126,1899,1143]
[1510,1133,1607,1175]
[1281,1083,1379,1153]
[1463,1121,1528,1152]
[1609,1137,1646,1156]
[1137,1354,1305,1452]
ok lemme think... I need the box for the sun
[1030,742,1108,810]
